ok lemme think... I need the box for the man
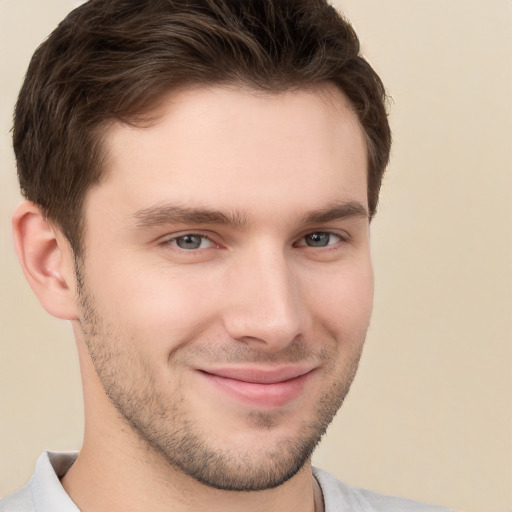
[1,0,455,511]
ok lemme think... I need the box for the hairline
[67,79,375,259]
[68,79,372,258]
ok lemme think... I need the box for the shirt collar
[28,451,79,511]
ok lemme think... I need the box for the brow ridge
[132,204,248,229]
[302,201,369,224]
[132,200,368,231]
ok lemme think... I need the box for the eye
[296,232,343,248]
[165,234,215,250]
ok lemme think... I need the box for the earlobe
[12,201,79,320]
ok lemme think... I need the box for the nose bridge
[223,242,307,349]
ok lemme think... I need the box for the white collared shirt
[0,452,456,512]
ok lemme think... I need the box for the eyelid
[157,228,350,252]
[294,229,350,248]
[159,231,221,250]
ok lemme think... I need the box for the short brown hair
[14,0,391,255]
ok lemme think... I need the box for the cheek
[88,261,225,350]
[305,259,374,338]
[84,243,373,357]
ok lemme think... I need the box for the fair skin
[13,84,372,512]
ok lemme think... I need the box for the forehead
[91,84,368,221]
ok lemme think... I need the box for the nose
[222,244,310,352]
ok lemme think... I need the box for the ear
[12,201,79,320]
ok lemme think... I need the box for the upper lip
[198,365,316,384]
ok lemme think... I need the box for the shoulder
[0,452,78,512]
[0,484,35,512]
[313,467,458,512]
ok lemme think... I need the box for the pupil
[307,233,329,247]
[177,235,202,249]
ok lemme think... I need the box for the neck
[61,436,321,512]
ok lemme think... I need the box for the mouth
[196,365,316,409]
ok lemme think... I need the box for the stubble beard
[75,261,364,491]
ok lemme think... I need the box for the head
[14,0,390,257]
[12,0,391,494]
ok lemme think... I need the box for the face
[75,85,373,491]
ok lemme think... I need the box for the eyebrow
[132,204,248,229]
[131,200,368,230]
[302,201,369,224]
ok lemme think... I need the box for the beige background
[1,1,511,511]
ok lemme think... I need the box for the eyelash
[162,231,348,252]
[164,234,217,251]
[294,232,346,248]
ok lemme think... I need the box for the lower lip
[198,371,313,409]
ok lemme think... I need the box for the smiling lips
[198,366,316,408]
